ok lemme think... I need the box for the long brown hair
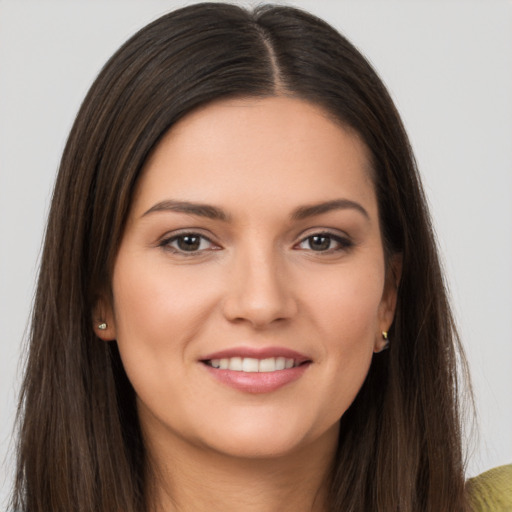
[12,3,470,511]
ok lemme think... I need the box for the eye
[160,232,218,254]
[296,232,352,252]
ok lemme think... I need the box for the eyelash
[159,232,219,256]
[296,232,353,253]
[159,231,353,256]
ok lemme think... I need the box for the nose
[222,245,298,328]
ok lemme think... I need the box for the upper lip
[200,346,311,364]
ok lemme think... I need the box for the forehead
[132,96,376,219]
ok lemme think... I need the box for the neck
[145,427,337,512]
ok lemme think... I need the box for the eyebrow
[291,199,369,221]
[142,200,231,221]
[142,198,369,222]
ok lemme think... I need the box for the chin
[195,415,339,461]
[206,433,309,460]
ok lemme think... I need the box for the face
[95,96,399,460]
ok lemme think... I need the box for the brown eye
[297,232,352,252]
[308,235,332,251]
[176,235,201,251]
[161,233,217,254]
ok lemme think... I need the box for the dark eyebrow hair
[142,200,231,221]
[142,198,369,222]
[291,199,369,221]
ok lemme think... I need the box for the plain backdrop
[1,0,511,504]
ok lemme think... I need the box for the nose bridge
[222,237,296,327]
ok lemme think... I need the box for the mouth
[199,347,312,393]
[203,356,306,372]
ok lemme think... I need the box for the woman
[10,3,503,511]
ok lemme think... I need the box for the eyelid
[296,227,351,241]
[158,229,221,255]
[294,229,353,252]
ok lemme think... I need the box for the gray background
[1,0,511,504]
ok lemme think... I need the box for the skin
[95,96,399,512]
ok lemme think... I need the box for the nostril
[222,294,298,328]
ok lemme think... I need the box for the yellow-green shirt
[467,464,512,511]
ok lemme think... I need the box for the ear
[374,253,402,353]
[92,294,117,341]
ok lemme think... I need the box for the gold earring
[382,331,389,349]
[98,322,108,330]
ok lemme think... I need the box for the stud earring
[381,331,389,349]
[98,322,108,330]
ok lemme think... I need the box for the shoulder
[466,464,512,511]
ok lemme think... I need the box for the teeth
[275,357,286,370]
[208,357,299,372]
[228,357,242,371]
[242,357,259,372]
[259,358,277,372]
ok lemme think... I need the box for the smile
[205,357,301,372]
[200,348,312,393]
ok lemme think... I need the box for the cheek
[110,253,214,386]
[305,262,385,345]
[112,252,217,340]
[300,262,385,410]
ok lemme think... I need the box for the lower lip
[202,363,311,393]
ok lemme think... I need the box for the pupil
[310,235,330,251]
[178,235,200,251]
